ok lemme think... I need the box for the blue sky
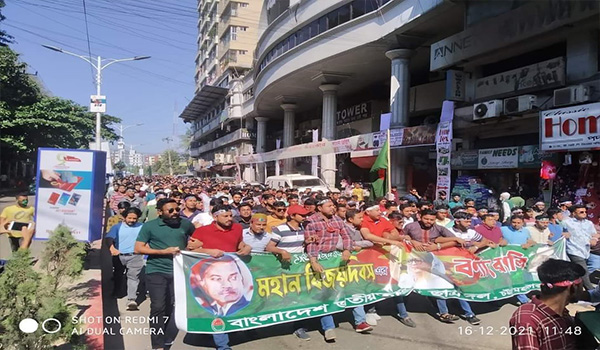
[3,0,198,155]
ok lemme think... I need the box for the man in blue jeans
[134,198,195,350]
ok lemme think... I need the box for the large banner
[235,125,436,165]
[174,240,566,334]
[35,148,106,242]
[540,102,600,152]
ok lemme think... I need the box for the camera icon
[19,318,62,334]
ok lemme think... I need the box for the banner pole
[387,128,391,196]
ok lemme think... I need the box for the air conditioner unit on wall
[504,95,537,114]
[473,100,503,121]
[553,85,590,107]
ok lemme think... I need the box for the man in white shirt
[449,212,496,254]
[527,214,553,245]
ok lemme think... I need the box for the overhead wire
[81,0,96,87]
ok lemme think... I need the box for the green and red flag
[370,135,389,199]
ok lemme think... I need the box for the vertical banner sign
[35,148,106,242]
[436,101,455,200]
[311,129,319,176]
[275,139,281,176]
[90,95,106,113]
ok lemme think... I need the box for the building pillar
[281,103,296,174]
[319,84,338,188]
[385,49,413,194]
[255,116,268,183]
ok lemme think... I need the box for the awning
[209,164,236,172]
[179,85,228,121]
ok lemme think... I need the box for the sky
[3,0,198,155]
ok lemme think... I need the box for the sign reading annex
[541,102,600,151]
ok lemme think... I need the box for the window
[239,2,248,7]
[328,10,339,29]
[365,0,378,12]
[308,19,319,38]
[230,26,238,40]
[297,26,309,45]
[338,4,351,24]
[318,16,328,34]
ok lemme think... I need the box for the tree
[154,149,186,175]
[0,1,14,46]
[0,225,86,349]
[0,46,121,159]
[114,160,126,172]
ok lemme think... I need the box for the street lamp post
[119,123,144,139]
[42,45,150,150]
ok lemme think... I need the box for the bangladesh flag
[370,136,389,199]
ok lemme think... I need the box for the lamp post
[42,45,150,150]
[118,123,144,139]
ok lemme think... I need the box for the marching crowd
[102,175,600,350]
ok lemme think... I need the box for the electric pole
[162,137,174,176]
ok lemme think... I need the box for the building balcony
[191,128,253,157]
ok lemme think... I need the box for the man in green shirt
[135,198,195,350]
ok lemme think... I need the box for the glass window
[297,26,309,44]
[328,10,339,29]
[318,16,328,34]
[352,0,367,18]
[338,4,351,23]
[365,0,378,12]
[283,37,290,52]
[308,19,319,38]
[288,33,296,49]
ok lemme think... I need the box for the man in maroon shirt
[510,258,585,350]
[187,204,251,349]
[474,214,508,246]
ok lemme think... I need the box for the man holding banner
[304,198,353,341]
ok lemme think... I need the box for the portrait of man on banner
[189,255,254,317]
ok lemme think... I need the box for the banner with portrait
[174,239,566,334]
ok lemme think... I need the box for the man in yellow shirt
[1,193,35,251]
[265,201,287,233]
[352,183,364,202]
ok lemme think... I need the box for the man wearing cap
[242,213,272,253]
[187,204,251,350]
[304,198,353,341]
[560,200,573,219]
[180,194,201,222]
[528,214,553,245]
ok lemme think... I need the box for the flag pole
[386,128,391,196]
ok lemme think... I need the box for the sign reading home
[337,102,371,126]
[541,102,600,151]
[430,1,599,71]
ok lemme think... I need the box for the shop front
[540,102,600,218]
[451,145,555,207]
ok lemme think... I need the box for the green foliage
[40,224,87,293]
[153,149,187,175]
[0,1,14,46]
[0,46,121,159]
[114,160,126,171]
[0,225,86,349]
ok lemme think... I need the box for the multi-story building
[184,0,600,192]
[182,0,264,178]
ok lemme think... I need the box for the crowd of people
[99,175,600,350]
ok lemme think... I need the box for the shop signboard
[475,58,565,99]
[540,102,600,151]
[35,148,106,242]
[478,147,519,169]
[336,102,371,126]
[451,150,479,170]
[519,145,542,168]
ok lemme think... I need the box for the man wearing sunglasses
[134,198,195,350]
[563,204,599,290]
[266,201,287,233]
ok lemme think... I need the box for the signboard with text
[89,95,106,113]
[35,148,106,242]
[478,147,519,169]
[540,102,600,151]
